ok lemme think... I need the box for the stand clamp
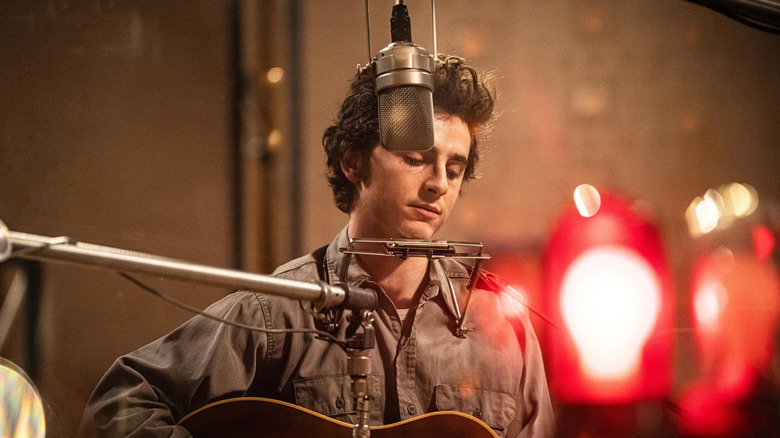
[346,309,375,438]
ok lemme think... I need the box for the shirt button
[335,397,345,409]
[407,403,417,415]
[473,408,483,419]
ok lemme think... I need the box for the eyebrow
[412,147,469,165]
[448,153,469,165]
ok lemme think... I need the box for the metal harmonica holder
[340,238,490,261]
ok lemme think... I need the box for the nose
[424,163,449,196]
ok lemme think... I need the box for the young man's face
[346,114,471,240]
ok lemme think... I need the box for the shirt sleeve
[78,291,271,438]
[505,308,557,438]
[473,271,556,438]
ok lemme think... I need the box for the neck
[358,255,429,309]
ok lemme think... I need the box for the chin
[399,225,439,241]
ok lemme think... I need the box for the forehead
[433,114,471,159]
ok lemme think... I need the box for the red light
[543,192,673,403]
[499,285,529,320]
[693,279,728,327]
[681,251,780,436]
[560,245,661,380]
[485,250,546,337]
[691,251,780,376]
[752,225,775,259]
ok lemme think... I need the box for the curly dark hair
[322,54,496,213]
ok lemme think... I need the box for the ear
[340,149,363,183]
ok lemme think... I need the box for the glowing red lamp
[543,191,674,403]
[679,248,780,436]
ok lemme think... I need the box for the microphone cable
[4,240,345,346]
[119,272,344,345]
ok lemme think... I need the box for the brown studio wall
[0,2,234,435]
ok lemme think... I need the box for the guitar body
[179,397,498,438]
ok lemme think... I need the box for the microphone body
[373,42,435,151]
[369,1,435,151]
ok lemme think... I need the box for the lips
[411,204,441,219]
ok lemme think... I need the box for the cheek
[450,179,465,197]
[442,187,461,210]
[367,178,405,205]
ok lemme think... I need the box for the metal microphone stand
[345,309,375,438]
[0,219,381,436]
[0,221,369,310]
[0,221,491,437]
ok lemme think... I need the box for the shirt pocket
[434,384,517,432]
[293,374,382,423]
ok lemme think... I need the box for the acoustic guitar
[179,397,499,438]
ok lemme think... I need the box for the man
[79,54,555,437]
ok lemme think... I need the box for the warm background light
[573,184,601,218]
[266,67,284,84]
[686,183,760,236]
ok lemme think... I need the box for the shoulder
[474,269,509,294]
[465,267,535,338]
[197,251,323,320]
[438,258,507,290]
[439,258,511,297]
[270,252,320,281]
[259,249,329,316]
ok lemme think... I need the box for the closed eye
[447,161,466,180]
[403,156,425,166]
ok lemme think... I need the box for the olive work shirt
[79,228,555,437]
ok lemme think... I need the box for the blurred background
[1,0,779,436]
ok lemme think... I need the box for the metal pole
[3,229,346,309]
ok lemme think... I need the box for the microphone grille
[378,86,434,151]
